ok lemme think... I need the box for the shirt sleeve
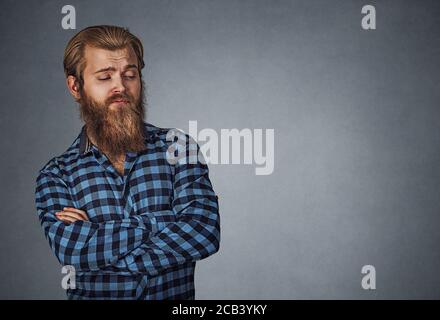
[115,134,221,277]
[35,170,154,273]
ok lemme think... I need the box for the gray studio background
[1,0,439,299]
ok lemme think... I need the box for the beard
[78,83,147,162]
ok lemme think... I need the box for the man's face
[73,45,146,158]
[81,45,141,109]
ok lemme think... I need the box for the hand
[55,207,89,225]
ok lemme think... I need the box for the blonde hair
[63,25,145,87]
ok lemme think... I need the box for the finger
[60,210,88,220]
[57,215,77,224]
[56,211,85,221]
[63,207,89,220]
[63,207,85,215]
[62,210,88,221]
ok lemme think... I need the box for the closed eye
[98,76,136,81]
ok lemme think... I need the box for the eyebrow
[93,64,138,74]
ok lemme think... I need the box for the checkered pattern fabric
[35,122,220,299]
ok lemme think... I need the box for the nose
[111,74,126,94]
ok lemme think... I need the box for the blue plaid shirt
[35,122,220,299]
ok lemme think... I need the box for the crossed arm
[35,149,220,276]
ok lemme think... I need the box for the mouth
[111,99,129,105]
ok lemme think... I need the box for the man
[35,25,220,300]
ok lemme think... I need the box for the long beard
[78,84,147,162]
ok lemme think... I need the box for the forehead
[83,45,138,73]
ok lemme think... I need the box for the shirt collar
[78,123,154,155]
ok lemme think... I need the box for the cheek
[84,82,110,103]
[127,81,141,98]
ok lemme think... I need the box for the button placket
[91,146,126,215]
[121,152,140,218]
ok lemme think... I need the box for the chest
[68,155,175,223]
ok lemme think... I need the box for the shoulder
[143,122,197,148]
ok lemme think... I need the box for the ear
[66,75,81,100]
